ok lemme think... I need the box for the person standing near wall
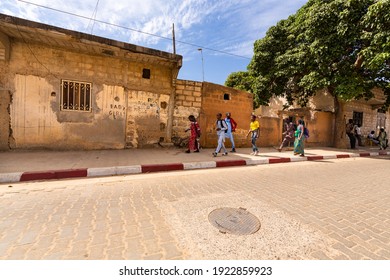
[346,119,356,149]
[355,124,364,147]
[378,127,388,150]
[212,113,228,157]
[246,115,260,156]
[224,112,237,152]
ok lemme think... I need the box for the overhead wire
[14,0,251,60]
[88,0,100,35]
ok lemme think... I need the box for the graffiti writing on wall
[132,98,160,115]
[109,104,126,119]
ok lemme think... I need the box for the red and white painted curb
[1,151,389,184]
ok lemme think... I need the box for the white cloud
[0,0,308,83]
[1,0,305,48]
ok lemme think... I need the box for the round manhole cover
[208,207,261,235]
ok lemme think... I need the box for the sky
[0,0,308,85]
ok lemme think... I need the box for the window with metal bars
[61,80,92,112]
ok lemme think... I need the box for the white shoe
[254,151,259,156]
[250,152,255,155]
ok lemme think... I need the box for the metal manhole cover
[208,207,261,235]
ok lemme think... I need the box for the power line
[88,0,100,34]
[15,0,251,60]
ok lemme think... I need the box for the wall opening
[142,68,151,79]
[353,111,363,126]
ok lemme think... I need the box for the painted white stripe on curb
[349,153,360,158]
[369,152,379,156]
[290,157,307,162]
[322,155,338,159]
[183,161,217,170]
[87,165,142,177]
[245,158,269,165]
[0,172,23,183]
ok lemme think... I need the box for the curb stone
[1,151,389,184]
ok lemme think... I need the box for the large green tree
[226,0,390,147]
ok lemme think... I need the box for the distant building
[255,88,389,148]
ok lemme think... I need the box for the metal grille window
[61,80,91,111]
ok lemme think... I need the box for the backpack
[218,119,228,132]
[304,127,309,138]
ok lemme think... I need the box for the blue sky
[1,0,308,85]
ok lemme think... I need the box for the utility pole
[172,23,176,55]
[198,48,204,81]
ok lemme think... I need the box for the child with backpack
[212,113,228,157]
[224,112,238,152]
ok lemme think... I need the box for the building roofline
[0,13,182,65]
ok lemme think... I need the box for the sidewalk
[1,146,389,183]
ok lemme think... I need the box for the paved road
[1,156,389,260]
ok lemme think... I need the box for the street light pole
[198,48,204,82]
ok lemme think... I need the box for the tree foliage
[226,0,390,108]
[225,71,264,107]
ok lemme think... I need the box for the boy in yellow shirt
[246,115,260,155]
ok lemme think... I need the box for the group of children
[185,113,260,157]
[185,113,308,157]
[186,115,388,156]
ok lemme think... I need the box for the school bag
[304,127,309,138]
[217,119,228,132]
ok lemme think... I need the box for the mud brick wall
[199,82,253,148]
[3,40,174,150]
[0,90,10,150]
[172,80,202,140]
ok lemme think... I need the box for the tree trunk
[333,96,348,148]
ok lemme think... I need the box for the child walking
[185,115,200,153]
[247,115,260,155]
[212,113,228,157]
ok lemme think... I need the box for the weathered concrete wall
[10,75,127,149]
[126,90,171,148]
[257,117,280,147]
[305,111,334,147]
[199,82,253,148]
[5,40,174,149]
[172,80,202,141]
[0,90,10,150]
[0,31,10,61]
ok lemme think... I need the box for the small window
[61,80,92,112]
[142,68,151,79]
[224,93,230,100]
[353,111,363,126]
